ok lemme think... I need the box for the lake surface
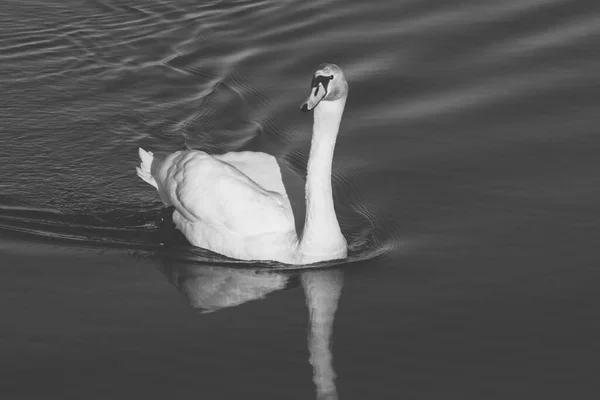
[1,0,599,398]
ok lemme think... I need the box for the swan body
[137,64,349,265]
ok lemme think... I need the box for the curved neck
[298,99,347,263]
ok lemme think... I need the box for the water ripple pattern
[1,0,598,264]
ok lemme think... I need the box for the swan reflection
[159,261,343,400]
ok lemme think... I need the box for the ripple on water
[0,203,390,271]
[3,0,595,268]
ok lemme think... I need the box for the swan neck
[299,99,347,263]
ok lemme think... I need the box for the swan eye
[311,74,335,93]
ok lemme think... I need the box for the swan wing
[213,151,287,196]
[155,150,295,236]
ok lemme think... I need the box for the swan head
[300,63,348,112]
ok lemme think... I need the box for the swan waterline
[136,63,349,265]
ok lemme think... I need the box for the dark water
[1,0,599,398]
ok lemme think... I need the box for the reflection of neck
[299,99,347,264]
[302,269,344,400]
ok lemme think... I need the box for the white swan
[136,63,348,264]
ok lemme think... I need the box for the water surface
[1,0,599,398]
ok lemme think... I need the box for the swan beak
[300,82,327,112]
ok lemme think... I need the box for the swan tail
[136,147,158,189]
